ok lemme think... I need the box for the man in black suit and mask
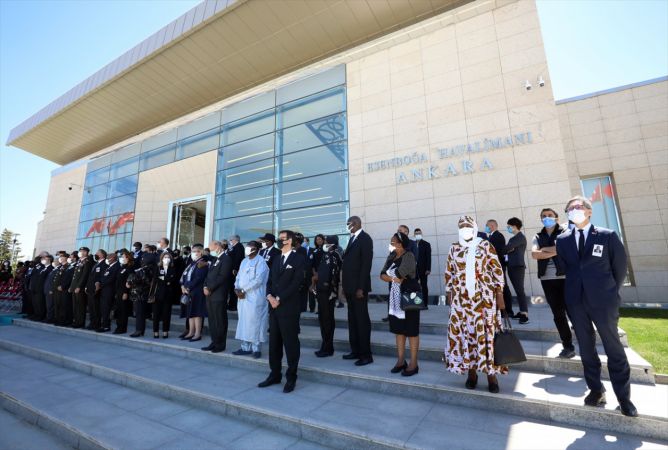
[258,230,305,393]
[203,240,233,353]
[258,233,281,268]
[341,216,374,366]
[414,228,432,304]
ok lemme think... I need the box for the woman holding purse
[444,216,506,393]
[153,252,177,339]
[380,231,420,377]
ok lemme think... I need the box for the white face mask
[163,258,171,266]
[323,244,332,252]
[261,242,268,249]
[59,257,67,265]
[77,251,83,258]
[191,252,201,260]
[156,242,163,249]
[244,246,253,256]
[347,224,354,234]
[66,258,73,264]
[568,209,587,225]
[105,258,111,265]
[459,227,475,241]
[41,258,47,266]
[388,244,396,253]
[415,234,422,241]
[119,257,128,265]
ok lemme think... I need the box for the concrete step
[131,314,654,383]
[4,320,668,444]
[0,349,331,450]
[0,400,77,450]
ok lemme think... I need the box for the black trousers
[541,279,573,350]
[55,291,72,325]
[345,291,371,359]
[153,297,172,333]
[206,297,228,350]
[227,276,238,311]
[21,290,33,315]
[308,289,317,313]
[417,270,431,305]
[566,290,631,402]
[87,289,101,329]
[53,290,63,323]
[299,287,309,312]
[505,266,528,314]
[72,290,87,327]
[317,290,335,353]
[32,291,45,320]
[268,309,300,382]
[134,299,148,333]
[114,297,131,332]
[100,293,114,329]
[46,292,55,321]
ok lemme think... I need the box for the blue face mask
[542,217,557,228]
[302,242,309,248]
[484,226,491,234]
[506,226,514,234]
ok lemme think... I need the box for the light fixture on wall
[537,76,545,87]
[67,183,90,193]
[524,80,532,91]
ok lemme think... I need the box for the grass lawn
[619,308,668,375]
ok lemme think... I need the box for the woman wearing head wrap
[380,231,420,376]
[444,216,507,392]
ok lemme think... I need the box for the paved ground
[0,406,73,450]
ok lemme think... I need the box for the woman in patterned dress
[444,215,507,393]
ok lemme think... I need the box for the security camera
[538,76,545,87]
[524,80,532,91]
[68,184,73,191]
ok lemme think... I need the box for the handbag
[180,293,191,305]
[399,276,427,311]
[494,313,527,365]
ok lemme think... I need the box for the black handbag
[180,293,191,305]
[400,277,427,311]
[494,313,527,365]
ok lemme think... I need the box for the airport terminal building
[7,0,668,303]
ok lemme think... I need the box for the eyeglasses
[566,204,586,212]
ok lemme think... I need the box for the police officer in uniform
[69,247,93,329]
[56,252,78,326]
[86,250,107,330]
[98,252,120,332]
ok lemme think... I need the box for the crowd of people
[9,195,636,416]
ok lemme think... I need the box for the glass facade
[76,65,349,251]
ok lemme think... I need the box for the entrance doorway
[167,195,212,250]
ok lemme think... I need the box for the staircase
[1,303,666,450]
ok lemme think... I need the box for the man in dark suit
[86,250,107,330]
[413,228,432,304]
[203,240,232,353]
[342,216,374,366]
[504,217,529,323]
[97,252,120,333]
[258,233,281,268]
[556,195,636,417]
[397,225,417,256]
[32,254,53,321]
[132,242,144,265]
[258,230,305,393]
[70,247,93,328]
[294,232,312,313]
[228,234,244,312]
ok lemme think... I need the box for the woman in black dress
[180,244,208,342]
[154,252,177,338]
[380,232,420,376]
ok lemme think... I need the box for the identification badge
[96,267,101,272]
[592,244,603,257]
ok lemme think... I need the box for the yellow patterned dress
[444,239,508,375]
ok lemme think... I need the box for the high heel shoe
[189,336,202,342]
[180,335,193,340]
[153,332,159,339]
[465,373,478,390]
[390,360,407,374]
[178,331,188,339]
[401,365,419,377]
[130,331,144,338]
[162,333,169,339]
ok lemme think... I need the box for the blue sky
[1,0,667,257]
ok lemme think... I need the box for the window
[276,65,345,105]
[222,110,275,146]
[107,175,138,199]
[140,143,176,171]
[214,213,274,243]
[177,111,221,140]
[218,133,274,169]
[580,176,624,240]
[105,194,136,217]
[278,113,346,154]
[176,127,220,160]
[222,91,275,124]
[278,86,346,129]
[277,172,347,210]
[276,203,349,237]
[82,184,108,205]
[85,166,110,187]
[215,184,273,219]
[218,159,275,193]
[277,143,347,182]
[141,129,177,153]
[109,156,139,181]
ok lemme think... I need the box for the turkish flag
[590,184,602,203]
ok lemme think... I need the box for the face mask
[59,257,67,265]
[568,209,587,225]
[277,238,286,248]
[347,224,354,234]
[67,258,73,264]
[191,253,201,260]
[52,262,58,268]
[388,244,396,253]
[323,244,332,252]
[261,242,268,249]
[163,258,171,266]
[484,226,491,234]
[41,258,47,266]
[119,257,128,265]
[106,258,113,265]
[542,217,557,228]
[210,250,219,257]
[301,242,309,248]
[244,247,254,256]
[134,247,141,252]
[459,228,475,241]
[506,226,514,234]
[156,242,162,249]
[415,234,422,241]
[77,251,84,259]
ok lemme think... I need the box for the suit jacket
[45,266,60,296]
[260,247,281,269]
[60,265,76,292]
[230,243,245,272]
[100,262,121,301]
[182,259,209,303]
[504,232,527,268]
[416,239,432,274]
[204,253,233,302]
[556,225,627,307]
[70,256,93,292]
[341,230,374,294]
[266,250,305,317]
[86,260,108,294]
[115,264,133,301]
[29,263,45,294]
[155,264,177,302]
[487,231,507,266]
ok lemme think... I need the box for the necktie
[578,230,585,259]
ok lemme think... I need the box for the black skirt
[389,309,420,337]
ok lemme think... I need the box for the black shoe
[189,336,202,342]
[252,352,262,359]
[401,365,419,377]
[178,331,188,339]
[201,344,215,351]
[258,377,281,388]
[85,325,95,330]
[96,327,110,333]
[465,373,478,389]
[617,400,638,417]
[391,361,407,374]
[211,347,225,353]
[233,349,252,356]
[180,335,193,341]
[342,353,359,360]
[355,357,373,366]
[519,314,529,325]
[558,347,576,359]
[488,381,499,394]
[315,350,334,358]
[162,333,169,339]
[584,390,607,407]
[130,331,144,338]
[283,381,296,393]
[336,302,344,308]
[509,312,521,319]
[381,316,389,322]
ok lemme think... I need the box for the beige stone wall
[557,79,668,303]
[346,0,572,297]
[132,150,217,246]
[34,164,86,255]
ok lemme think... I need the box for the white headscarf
[458,216,482,298]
